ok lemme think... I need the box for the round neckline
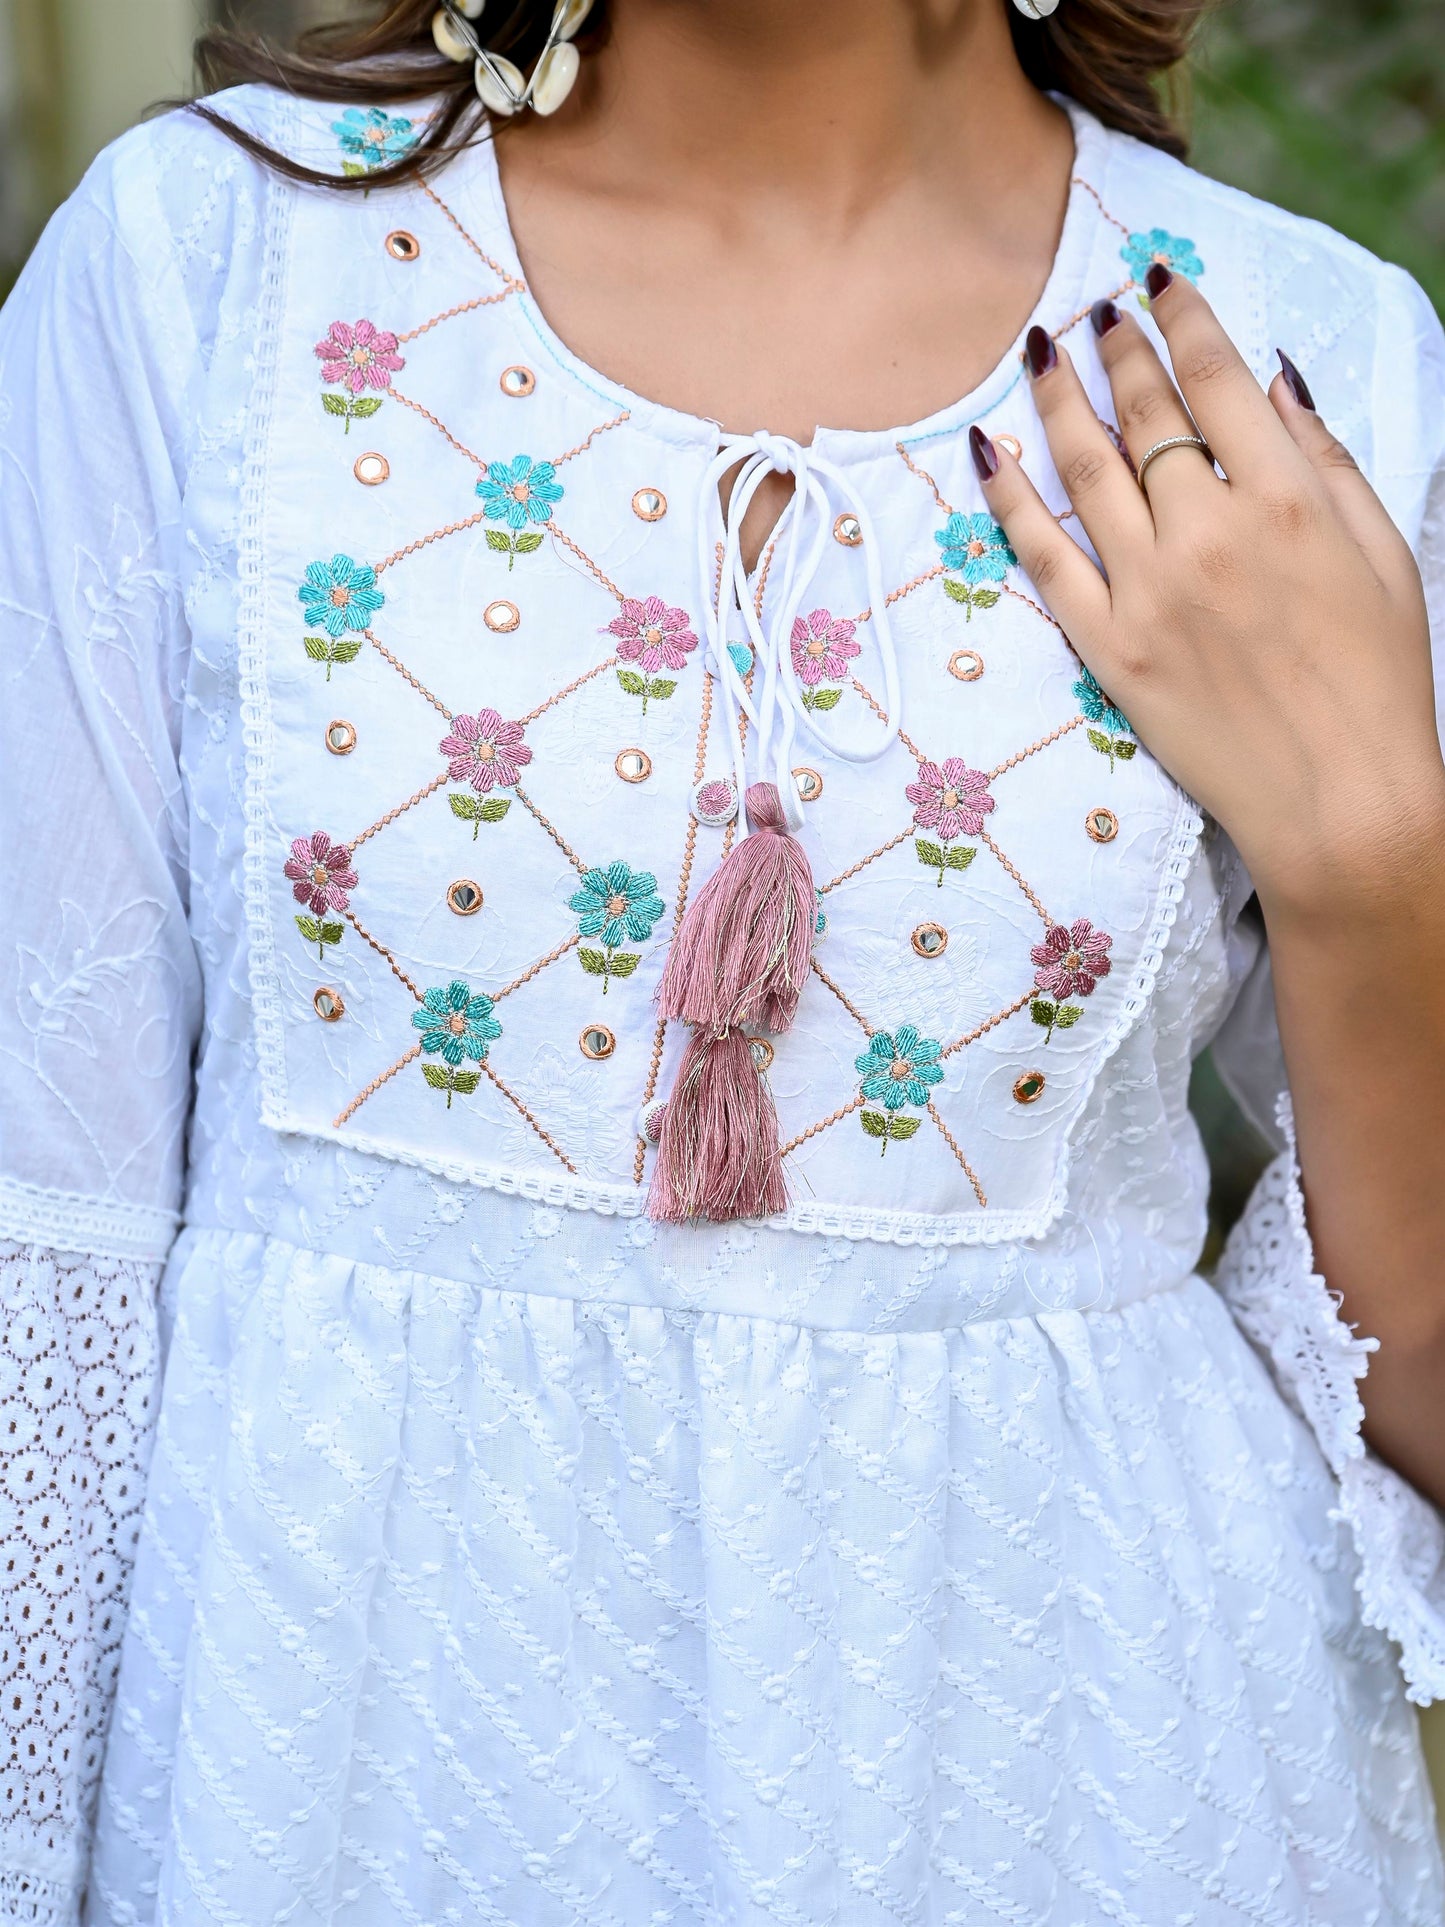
[460,96,1113,461]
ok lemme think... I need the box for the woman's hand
[973,267,1445,923]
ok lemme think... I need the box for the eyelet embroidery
[569,861,666,993]
[790,608,860,712]
[284,832,357,959]
[477,454,564,567]
[333,107,419,175]
[315,319,404,431]
[605,596,699,712]
[1073,666,1137,769]
[935,512,1016,621]
[855,1025,945,1152]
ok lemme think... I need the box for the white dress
[2,83,1445,1927]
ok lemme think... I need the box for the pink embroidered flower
[284,831,358,915]
[905,759,995,842]
[605,597,697,674]
[1031,919,1113,999]
[440,709,533,793]
[790,608,861,687]
[313,319,405,394]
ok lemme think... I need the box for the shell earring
[1012,0,1061,16]
[432,0,593,117]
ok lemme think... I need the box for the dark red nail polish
[1144,262,1173,300]
[969,424,998,483]
[1090,298,1122,337]
[1276,348,1315,411]
[1024,324,1057,378]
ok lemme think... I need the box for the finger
[1089,297,1219,511]
[1142,266,1303,481]
[1023,323,1154,566]
[969,425,1111,644]
[1271,353,1416,576]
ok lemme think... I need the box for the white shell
[454,0,485,17]
[554,0,593,41]
[530,40,579,115]
[474,52,523,115]
[431,8,473,62]
[1012,0,1059,15]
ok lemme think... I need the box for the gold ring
[1136,433,1212,491]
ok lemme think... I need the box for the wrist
[1248,763,1445,934]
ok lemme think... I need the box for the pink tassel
[647,1030,788,1224]
[648,781,814,1225]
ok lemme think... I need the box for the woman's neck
[496,0,1075,443]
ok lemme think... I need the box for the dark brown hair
[191,0,1210,187]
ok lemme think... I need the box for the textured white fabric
[1,83,1444,1924]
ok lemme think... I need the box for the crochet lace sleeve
[1212,261,1445,1706]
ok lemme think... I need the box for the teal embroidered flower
[412,981,502,1066]
[298,555,384,637]
[477,455,564,529]
[1073,665,1131,736]
[855,1025,945,1112]
[935,512,1016,584]
[333,107,418,171]
[570,861,665,949]
[1121,228,1204,285]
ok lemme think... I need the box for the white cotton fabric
[1,84,1444,1926]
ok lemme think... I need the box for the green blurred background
[1,0,1443,1814]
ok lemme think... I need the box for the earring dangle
[432,0,593,117]
[1012,0,1060,17]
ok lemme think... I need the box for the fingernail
[1024,324,1057,378]
[1144,262,1173,300]
[969,424,998,483]
[1276,348,1315,411]
[1090,297,1122,337]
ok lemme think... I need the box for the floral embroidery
[413,982,502,1104]
[477,455,563,566]
[570,861,665,992]
[315,319,404,431]
[855,1024,944,1151]
[1122,227,1204,287]
[303,635,363,679]
[935,513,1015,618]
[333,107,418,174]
[298,555,384,637]
[606,596,697,712]
[1031,918,1113,1007]
[791,609,860,711]
[284,831,356,958]
[440,711,533,793]
[728,642,754,677]
[1074,666,1136,769]
[906,759,992,884]
[449,793,512,836]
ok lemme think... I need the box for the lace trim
[0,1178,175,1267]
[1215,1096,1445,1704]
[0,1243,161,1905]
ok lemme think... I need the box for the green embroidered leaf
[341,161,366,177]
[887,1115,922,1141]
[486,529,514,553]
[321,393,349,417]
[1113,739,1137,760]
[1054,1004,1082,1030]
[860,1110,889,1139]
[1030,998,1057,1029]
[478,797,511,822]
[451,1072,481,1095]
[647,679,677,700]
[350,397,383,419]
[1086,729,1114,755]
[331,638,363,664]
[450,794,483,820]
[294,915,322,943]
[514,532,544,554]
[607,952,641,979]
[971,589,1000,610]
[423,1063,451,1089]
[809,686,843,711]
[915,840,946,869]
[617,669,647,696]
[579,947,609,976]
[319,922,345,946]
[943,578,969,604]
[303,636,330,661]
[944,844,976,871]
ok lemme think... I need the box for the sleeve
[0,125,205,1914]
[1211,262,1445,1706]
